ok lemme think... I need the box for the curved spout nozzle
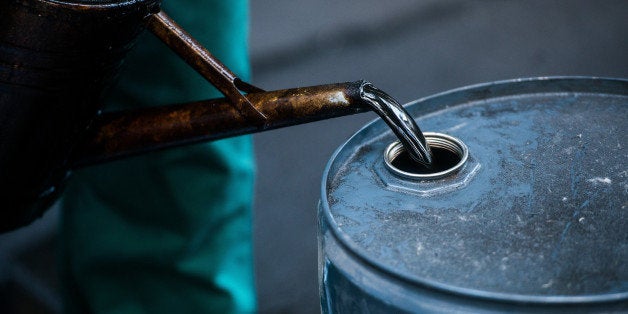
[360,83,432,166]
[71,81,373,168]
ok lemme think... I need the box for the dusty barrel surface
[318,77,628,313]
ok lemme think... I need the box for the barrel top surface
[322,77,628,303]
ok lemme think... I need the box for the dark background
[1,1,627,313]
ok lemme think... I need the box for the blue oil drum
[318,77,628,313]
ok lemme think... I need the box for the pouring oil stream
[359,82,433,167]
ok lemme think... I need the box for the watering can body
[0,0,160,230]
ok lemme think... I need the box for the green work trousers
[60,1,256,313]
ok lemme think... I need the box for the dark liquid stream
[360,83,433,167]
[391,146,460,174]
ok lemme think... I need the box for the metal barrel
[318,77,628,313]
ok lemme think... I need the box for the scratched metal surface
[322,77,628,303]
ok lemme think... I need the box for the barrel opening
[384,132,468,180]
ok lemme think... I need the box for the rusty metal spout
[147,11,267,124]
[71,81,372,167]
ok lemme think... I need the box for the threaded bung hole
[390,147,460,174]
[384,132,468,180]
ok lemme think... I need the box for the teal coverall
[60,1,256,313]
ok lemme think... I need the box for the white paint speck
[562,197,568,202]
[416,243,424,255]
[587,177,612,185]
[327,91,348,104]
[541,280,554,289]
[578,217,585,224]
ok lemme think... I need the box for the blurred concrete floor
[250,1,627,313]
[0,0,626,313]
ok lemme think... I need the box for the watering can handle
[147,10,267,124]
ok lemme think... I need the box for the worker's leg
[59,1,256,313]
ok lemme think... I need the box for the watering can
[0,0,376,231]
